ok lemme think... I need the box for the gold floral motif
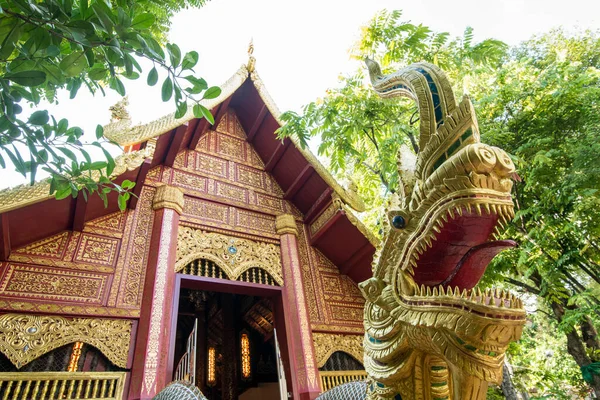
[118,186,155,308]
[75,234,119,266]
[0,313,132,368]
[0,264,107,303]
[175,226,283,285]
[11,232,69,259]
[216,133,245,161]
[144,210,175,394]
[83,211,127,238]
[236,164,264,189]
[195,153,229,178]
[171,171,208,195]
[309,202,339,236]
[215,181,247,202]
[0,300,139,317]
[236,209,276,233]
[183,198,230,224]
[313,333,364,368]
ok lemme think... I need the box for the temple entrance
[169,260,292,400]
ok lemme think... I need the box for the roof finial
[247,38,256,72]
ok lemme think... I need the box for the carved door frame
[167,273,299,399]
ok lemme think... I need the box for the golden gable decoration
[313,332,364,368]
[176,226,283,285]
[0,314,132,368]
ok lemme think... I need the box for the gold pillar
[276,214,321,400]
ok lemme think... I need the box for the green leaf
[58,147,78,162]
[95,124,104,139]
[161,76,173,102]
[193,103,214,124]
[175,101,187,119]
[147,66,158,86]
[55,186,72,200]
[121,179,135,189]
[101,148,115,176]
[91,2,115,33]
[117,193,127,210]
[4,70,46,87]
[59,51,87,77]
[110,77,126,96]
[202,86,222,100]
[131,13,155,30]
[181,51,199,70]
[166,43,181,68]
[28,110,49,125]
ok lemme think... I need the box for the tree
[279,9,600,396]
[474,29,600,397]
[0,0,220,209]
[278,9,507,231]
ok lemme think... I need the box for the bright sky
[2,0,599,188]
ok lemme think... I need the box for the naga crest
[359,60,526,399]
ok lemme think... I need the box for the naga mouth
[405,196,516,294]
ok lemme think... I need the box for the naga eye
[392,215,406,229]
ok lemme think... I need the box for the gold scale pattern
[359,60,527,399]
[0,313,132,368]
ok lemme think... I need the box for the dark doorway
[168,273,292,400]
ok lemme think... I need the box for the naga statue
[357,60,527,399]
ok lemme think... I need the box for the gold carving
[118,186,155,308]
[275,214,298,236]
[0,371,126,399]
[153,185,185,214]
[0,264,107,303]
[176,226,283,285]
[100,63,365,213]
[12,232,69,259]
[0,314,132,368]
[361,60,525,399]
[309,202,338,236]
[313,333,364,368]
[74,234,119,266]
[144,210,175,394]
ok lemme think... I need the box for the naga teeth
[421,284,426,296]
[454,286,461,296]
[484,203,491,214]
[465,203,472,214]
[456,207,463,216]
[475,204,482,216]
[439,286,445,296]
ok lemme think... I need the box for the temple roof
[0,60,377,281]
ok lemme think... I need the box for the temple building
[0,54,377,399]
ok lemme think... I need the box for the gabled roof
[0,60,377,281]
[103,63,366,214]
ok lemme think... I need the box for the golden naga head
[359,60,526,398]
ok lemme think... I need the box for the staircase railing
[0,371,126,399]
[174,318,197,384]
[319,370,368,392]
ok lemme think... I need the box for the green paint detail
[430,365,447,371]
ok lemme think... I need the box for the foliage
[0,0,219,209]
[280,8,600,394]
[476,29,600,394]
[278,9,508,232]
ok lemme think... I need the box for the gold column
[276,214,321,400]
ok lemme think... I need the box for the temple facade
[0,60,376,400]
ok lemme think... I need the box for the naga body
[358,60,526,400]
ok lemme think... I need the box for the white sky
[2,0,599,188]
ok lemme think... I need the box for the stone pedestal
[276,214,321,400]
[129,185,184,399]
